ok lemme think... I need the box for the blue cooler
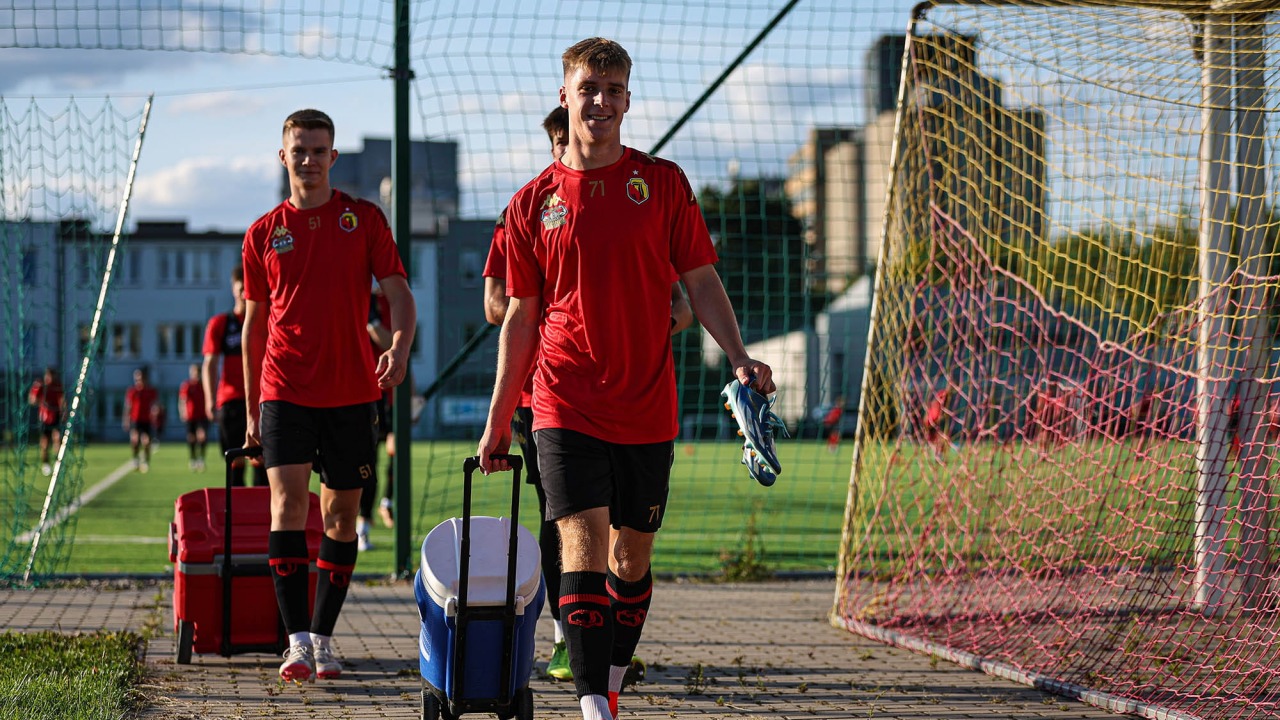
[414,514,545,705]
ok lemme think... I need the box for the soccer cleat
[357,532,374,552]
[546,640,572,680]
[279,643,315,682]
[313,644,343,679]
[721,379,787,486]
[41,464,52,476]
[623,654,646,689]
[139,461,150,474]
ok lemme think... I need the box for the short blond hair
[282,108,335,142]
[562,37,632,82]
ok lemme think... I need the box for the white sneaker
[279,643,315,682]
[41,464,52,476]
[139,461,150,474]
[188,459,198,471]
[313,644,343,679]
[131,457,141,470]
[358,533,374,552]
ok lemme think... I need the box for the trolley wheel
[421,689,441,720]
[175,619,194,665]
[515,687,534,720]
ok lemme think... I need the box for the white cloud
[131,155,277,231]
[165,91,267,118]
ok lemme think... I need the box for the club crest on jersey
[339,211,358,232]
[627,176,650,205]
[271,226,295,255]
[541,193,568,230]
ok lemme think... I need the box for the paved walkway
[1,578,1121,719]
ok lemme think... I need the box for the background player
[178,363,209,471]
[123,367,157,473]
[28,366,65,476]
[203,265,265,486]
[242,108,415,683]
[477,39,772,720]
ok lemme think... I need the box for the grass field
[0,631,145,720]
[2,438,856,579]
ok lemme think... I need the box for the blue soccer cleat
[721,379,788,486]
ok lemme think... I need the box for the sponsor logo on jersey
[541,193,568,230]
[339,211,358,232]
[271,226,295,254]
[627,176,649,205]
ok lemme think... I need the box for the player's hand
[734,360,775,395]
[375,347,409,389]
[205,401,216,421]
[244,412,264,466]
[476,424,512,475]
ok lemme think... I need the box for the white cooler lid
[420,516,541,610]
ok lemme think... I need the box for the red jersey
[243,190,406,408]
[29,380,64,426]
[505,148,717,443]
[482,208,535,407]
[125,385,158,424]
[925,392,947,426]
[179,379,208,422]
[202,311,246,407]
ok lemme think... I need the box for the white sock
[356,517,369,535]
[579,694,611,720]
[288,632,313,649]
[608,664,627,694]
[553,619,565,644]
[310,633,332,651]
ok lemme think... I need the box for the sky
[0,0,922,233]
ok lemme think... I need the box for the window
[459,251,482,288]
[159,249,220,286]
[122,251,142,286]
[22,247,37,286]
[156,324,176,359]
[110,323,141,359]
[79,323,105,358]
[22,324,37,361]
[190,324,204,358]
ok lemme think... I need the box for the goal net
[1,98,150,583]
[835,5,1280,718]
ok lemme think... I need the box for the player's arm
[201,353,219,420]
[670,282,692,335]
[681,264,775,394]
[241,298,267,446]
[178,386,189,422]
[477,294,542,475]
[483,277,509,327]
[121,391,131,431]
[375,274,417,389]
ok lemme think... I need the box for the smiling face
[560,65,630,152]
[280,125,337,198]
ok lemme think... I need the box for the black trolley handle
[454,454,523,706]
[221,446,263,657]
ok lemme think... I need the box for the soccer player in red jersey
[476,39,774,720]
[122,367,158,473]
[28,366,65,476]
[178,363,209,471]
[482,106,692,685]
[923,387,953,463]
[202,265,264,486]
[242,108,416,683]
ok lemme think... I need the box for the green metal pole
[391,0,414,578]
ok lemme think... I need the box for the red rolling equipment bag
[168,446,323,663]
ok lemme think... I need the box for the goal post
[836,4,1280,718]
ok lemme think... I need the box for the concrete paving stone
[0,578,1122,719]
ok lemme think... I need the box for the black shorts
[40,421,58,440]
[259,400,377,491]
[374,394,391,440]
[130,421,153,437]
[511,407,542,487]
[186,418,209,435]
[532,428,673,533]
[218,401,248,452]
